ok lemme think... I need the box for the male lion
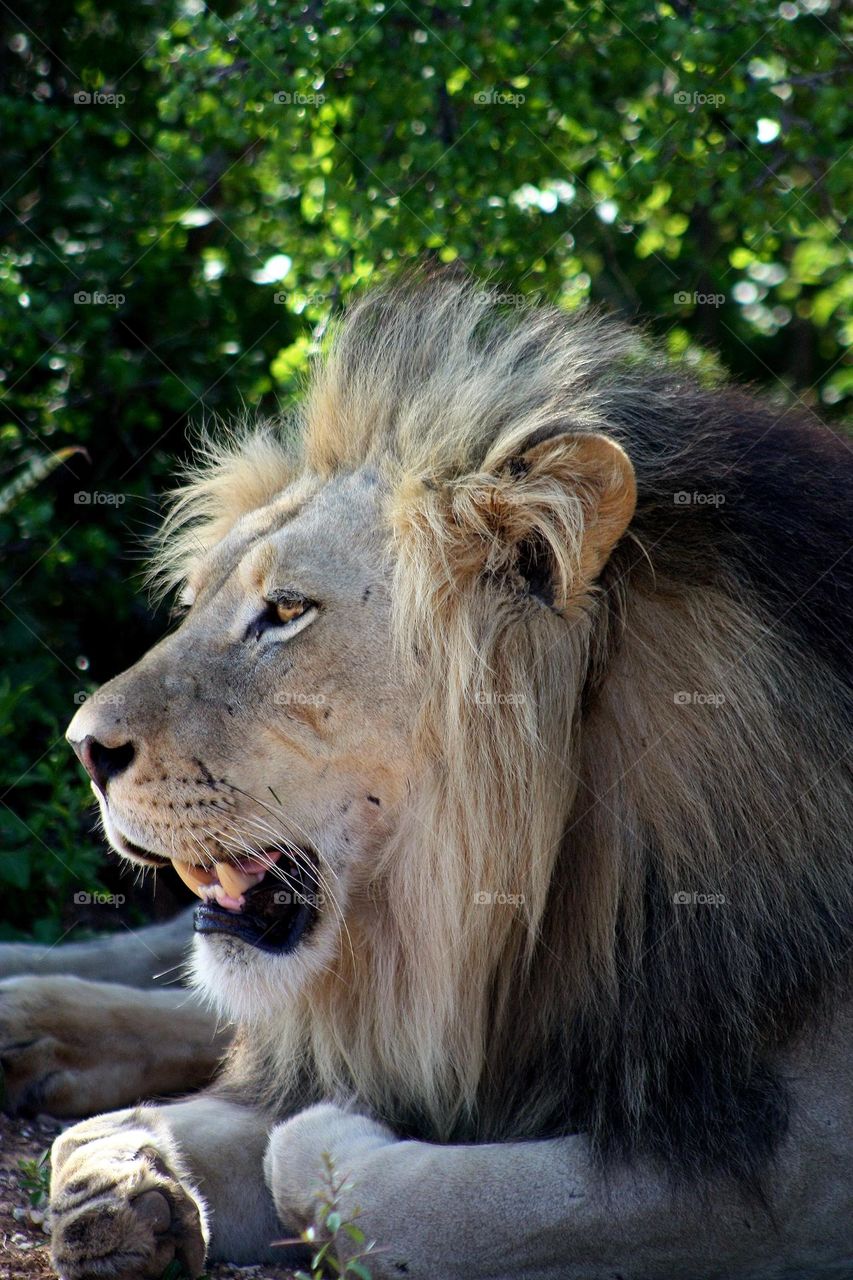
[1,275,851,1279]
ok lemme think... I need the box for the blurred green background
[1,0,849,940]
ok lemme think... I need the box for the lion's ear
[453,432,636,610]
[520,432,636,585]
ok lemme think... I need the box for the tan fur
[149,420,298,600]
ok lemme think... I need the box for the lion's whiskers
[199,807,355,964]
[208,792,342,901]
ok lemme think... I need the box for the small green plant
[18,1150,51,1208]
[281,1151,377,1280]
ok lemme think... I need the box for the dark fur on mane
[477,345,852,1185]
[213,274,851,1193]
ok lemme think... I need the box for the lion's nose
[70,735,136,795]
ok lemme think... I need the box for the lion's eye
[244,592,317,643]
[169,584,196,622]
[275,598,306,624]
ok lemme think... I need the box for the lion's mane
[156,273,852,1187]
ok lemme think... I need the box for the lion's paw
[0,976,88,1115]
[265,1102,395,1230]
[0,976,137,1116]
[50,1109,207,1280]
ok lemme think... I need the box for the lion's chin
[193,877,319,955]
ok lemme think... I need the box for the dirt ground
[0,1111,298,1280]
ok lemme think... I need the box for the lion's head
[68,274,852,1186]
[68,459,420,987]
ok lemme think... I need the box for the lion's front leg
[0,976,228,1116]
[264,1094,851,1280]
[50,1095,283,1279]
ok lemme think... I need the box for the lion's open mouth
[108,818,322,954]
[184,849,321,955]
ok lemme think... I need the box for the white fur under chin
[188,930,329,1024]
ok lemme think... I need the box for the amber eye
[275,597,307,624]
[244,592,317,642]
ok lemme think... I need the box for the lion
[0,273,851,1279]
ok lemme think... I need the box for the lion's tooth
[173,861,217,899]
[217,861,265,899]
[212,882,245,912]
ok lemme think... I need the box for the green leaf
[346,1262,375,1279]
